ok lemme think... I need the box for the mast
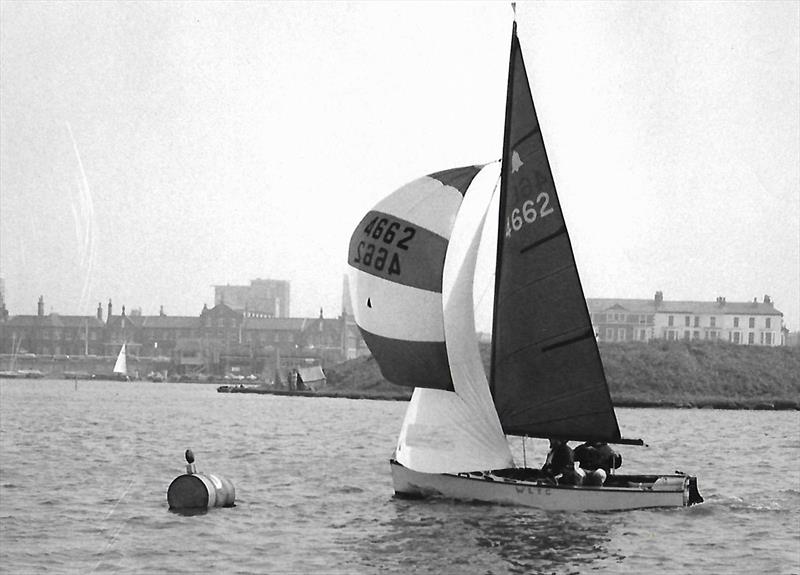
[489,17,519,398]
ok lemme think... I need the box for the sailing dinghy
[347,17,702,511]
[112,343,131,381]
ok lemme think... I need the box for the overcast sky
[1,1,798,331]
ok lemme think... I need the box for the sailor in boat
[574,442,622,486]
[542,439,584,486]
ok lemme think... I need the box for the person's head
[549,438,564,448]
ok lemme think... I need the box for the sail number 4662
[353,216,416,276]
[505,192,554,237]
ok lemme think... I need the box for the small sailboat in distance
[347,14,702,511]
[112,343,130,381]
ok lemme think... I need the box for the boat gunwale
[389,459,690,494]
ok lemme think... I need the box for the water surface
[1,380,798,574]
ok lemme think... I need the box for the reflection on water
[167,507,210,518]
[477,511,621,573]
[361,498,621,574]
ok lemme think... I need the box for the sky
[1,1,798,332]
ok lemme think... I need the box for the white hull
[390,459,700,511]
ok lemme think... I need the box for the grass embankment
[325,341,800,409]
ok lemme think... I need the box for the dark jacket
[543,442,574,476]
[575,442,622,473]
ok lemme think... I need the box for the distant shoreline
[319,340,800,411]
[1,377,795,410]
[215,385,799,410]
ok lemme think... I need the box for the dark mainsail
[489,22,623,443]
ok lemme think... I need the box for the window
[694,316,700,327]
[733,332,741,344]
[766,318,771,329]
[693,330,700,339]
[710,317,716,328]
[734,317,739,328]
[748,332,754,344]
[685,316,690,327]
[749,317,755,328]
[605,328,613,340]
[618,328,626,341]
[668,315,674,327]
[709,331,718,340]
[683,330,690,340]
[667,330,676,340]
[765,333,772,345]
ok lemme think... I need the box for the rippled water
[1,380,798,574]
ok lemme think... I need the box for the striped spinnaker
[347,166,482,390]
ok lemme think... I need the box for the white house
[588,292,784,346]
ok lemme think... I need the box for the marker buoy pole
[167,449,235,510]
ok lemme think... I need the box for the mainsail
[490,22,621,442]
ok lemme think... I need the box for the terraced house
[0,295,368,376]
[588,292,785,346]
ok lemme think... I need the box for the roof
[242,317,308,331]
[139,316,200,329]
[587,298,783,317]
[587,299,655,314]
[297,365,326,383]
[5,315,105,328]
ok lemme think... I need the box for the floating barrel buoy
[167,449,235,510]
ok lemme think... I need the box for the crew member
[543,439,584,485]
[575,442,622,486]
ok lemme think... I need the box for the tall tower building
[214,279,290,318]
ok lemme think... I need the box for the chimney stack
[97,302,103,322]
[654,291,663,306]
[37,295,44,317]
[108,299,113,322]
